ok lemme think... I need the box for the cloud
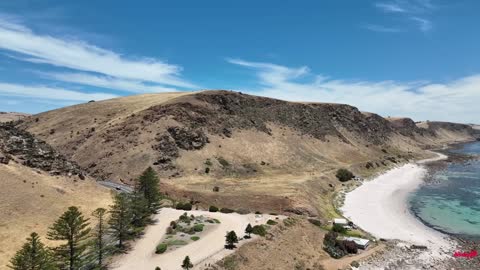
[361,24,402,33]
[374,3,407,13]
[38,72,180,93]
[410,17,432,32]
[0,82,118,101]
[228,59,480,124]
[0,17,196,89]
[372,1,435,32]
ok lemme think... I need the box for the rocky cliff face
[0,122,85,177]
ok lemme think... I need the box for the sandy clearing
[111,208,279,270]
[341,152,453,263]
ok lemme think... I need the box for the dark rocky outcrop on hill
[0,122,85,177]
[142,91,398,144]
[387,118,434,137]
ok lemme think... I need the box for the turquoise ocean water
[410,141,480,239]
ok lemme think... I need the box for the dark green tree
[181,256,193,270]
[225,231,238,249]
[336,168,354,182]
[135,167,161,213]
[245,224,253,238]
[92,208,108,269]
[108,193,133,249]
[130,191,150,228]
[8,232,55,270]
[47,206,90,270]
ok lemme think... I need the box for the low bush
[332,224,347,234]
[252,225,267,237]
[155,243,168,254]
[308,218,322,227]
[209,205,219,212]
[176,203,192,211]
[266,219,278,225]
[220,208,235,214]
[343,240,358,254]
[191,236,200,241]
[336,168,354,182]
[193,224,204,232]
[351,261,360,268]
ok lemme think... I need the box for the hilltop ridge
[13,90,476,216]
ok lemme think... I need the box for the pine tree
[181,256,193,270]
[136,167,161,213]
[225,231,238,249]
[8,232,55,270]
[92,208,108,269]
[108,193,133,249]
[245,223,253,238]
[130,191,149,228]
[47,206,90,270]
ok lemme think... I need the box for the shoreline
[340,152,455,267]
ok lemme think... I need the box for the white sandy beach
[111,208,278,270]
[341,152,454,263]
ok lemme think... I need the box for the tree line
[8,167,161,270]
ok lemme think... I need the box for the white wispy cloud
[410,17,432,32]
[375,3,407,13]
[361,24,402,33]
[0,17,196,89]
[38,72,180,93]
[0,82,118,101]
[371,0,435,32]
[228,59,480,124]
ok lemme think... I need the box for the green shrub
[332,224,347,234]
[252,225,267,237]
[176,203,192,211]
[213,219,221,224]
[182,203,192,211]
[205,159,213,166]
[308,218,322,227]
[190,236,200,241]
[179,212,190,222]
[155,243,168,254]
[266,219,278,225]
[220,208,235,213]
[209,205,219,212]
[351,261,360,268]
[336,168,354,182]
[217,157,230,167]
[193,224,204,232]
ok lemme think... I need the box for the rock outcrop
[0,122,85,177]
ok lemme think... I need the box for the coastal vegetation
[336,168,354,182]
[8,167,163,270]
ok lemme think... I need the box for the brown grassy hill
[0,123,112,268]
[18,90,477,216]
[0,162,111,269]
[0,112,29,123]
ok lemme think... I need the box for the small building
[333,218,348,226]
[344,237,370,249]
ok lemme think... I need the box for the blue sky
[0,0,479,123]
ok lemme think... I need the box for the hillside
[0,112,29,123]
[18,90,478,216]
[0,122,112,268]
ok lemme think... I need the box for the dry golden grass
[0,113,29,123]
[0,162,112,269]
